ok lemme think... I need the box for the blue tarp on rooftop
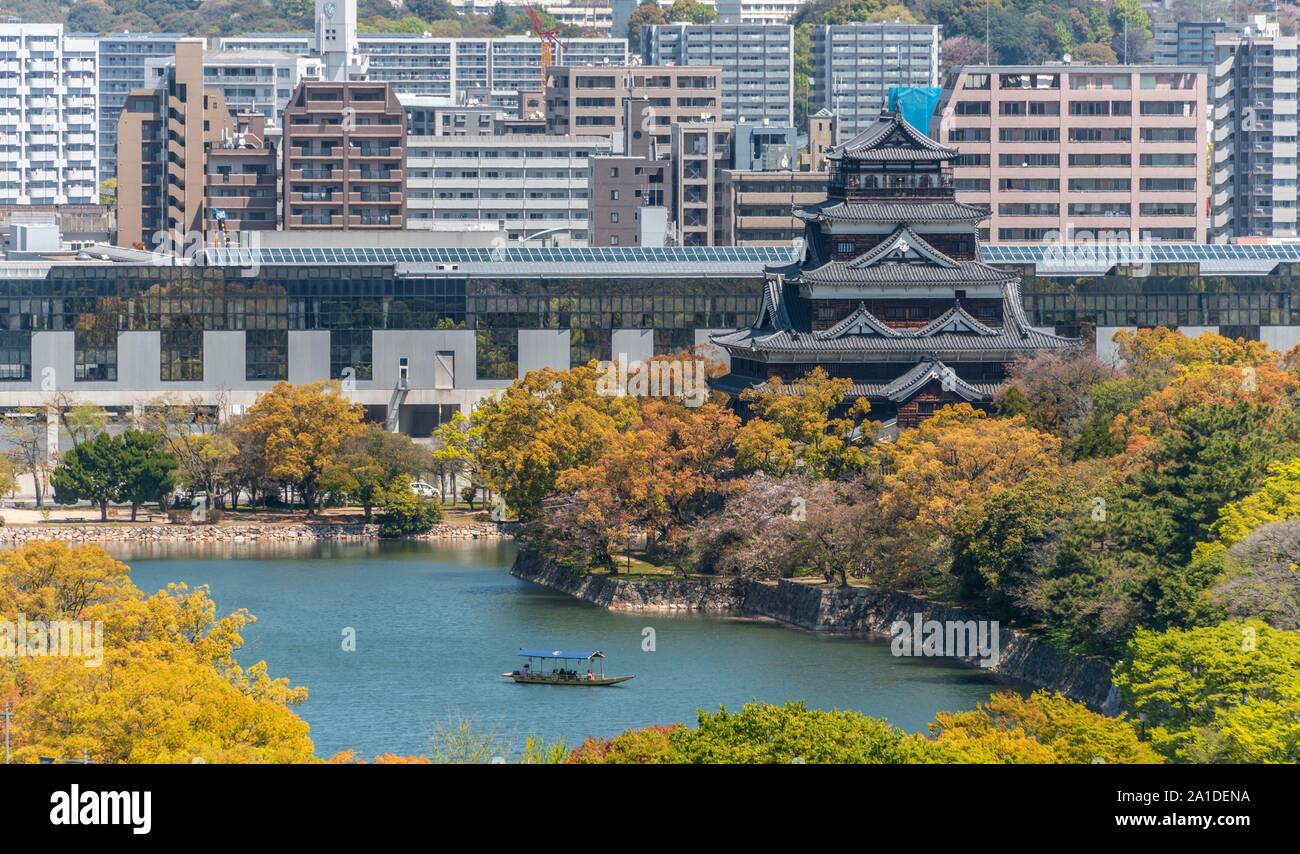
[888,87,942,139]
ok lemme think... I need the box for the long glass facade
[9,261,1298,386]
[1017,263,1300,337]
[0,266,763,383]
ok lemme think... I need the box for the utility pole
[985,0,991,65]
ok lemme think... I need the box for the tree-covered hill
[1,0,1287,65]
[0,0,602,39]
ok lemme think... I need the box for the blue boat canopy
[518,648,604,660]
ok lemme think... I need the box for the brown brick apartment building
[545,65,723,153]
[205,113,277,239]
[115,39,233,250]
[282,79,407,230]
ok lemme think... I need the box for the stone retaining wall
[0,520,517,545]
[511,550,1119,714]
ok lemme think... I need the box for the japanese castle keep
[711,109,1077,428]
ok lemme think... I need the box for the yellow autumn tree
[236,380,366,514]
[735,367,874,479]
[1208,457,1300,547]
[1111,362,1298,467]
[879,403,1062,537]
[474,364,640,519]
[1114,327,1276,375]
[557,397,741,564]
[910,691,1162,764]
[0,542,314,764]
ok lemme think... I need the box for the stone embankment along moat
[511,550,1119,714]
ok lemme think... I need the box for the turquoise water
[118,540,1014,758]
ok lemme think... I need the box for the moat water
[118,539,1012,758]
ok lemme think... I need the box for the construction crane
[523,1,565,92]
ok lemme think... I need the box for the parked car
[410,480,436,498]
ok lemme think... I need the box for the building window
[610,190,619,200]
[330,329,373,381]
[475,328,517,380]
[610,212,620,223]
[161,328,203,382]
[246,329,288,381]
[0,331,31,381]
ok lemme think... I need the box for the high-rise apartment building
[278,0,406,231]
[589,154,668,246]
[206,113,278,238]
[545,65,723,152]
[715,0,805,25]
[669,119,733,245]
[641,24,793,127]
[116,40,233,250]
[406,134,610,242]
[811,23,940,142]
[217,33,628,99]
[1153,19,1251,95]
[142,49,321,126]
[281,79,408,230]
[936,64,1208,244]
[201,50,321,124]
[97,31,183,180]
[1211,17,1299,241]
[0,23,98,206]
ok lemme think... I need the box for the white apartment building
[218,33,628,98]
[144,49,321,125]
[642,23,794,127]
[97,31,183,179]
[405,134,613,243]
[715,0,805,25]
[449,0,616,32]
[1211,17,1300,240]
[812,22,941,142]
[0,23,98,206]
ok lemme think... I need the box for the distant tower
[316,0,368,82]
[807,109,836,172]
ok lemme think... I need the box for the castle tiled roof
[789,225,1017,288]
[710,358,1003,403]
[793,200,989,225]
[826,110,957,164]
[710,279,1076,358]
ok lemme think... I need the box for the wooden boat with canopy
[503,649,634,686]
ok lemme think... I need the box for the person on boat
[587,670,595,681]
[522,662,530,676]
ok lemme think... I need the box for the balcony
[296,190,335,202]
[348,213,404,228]
[292,167,335,180]
[351,167,404,182]
[288,213,336,227]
